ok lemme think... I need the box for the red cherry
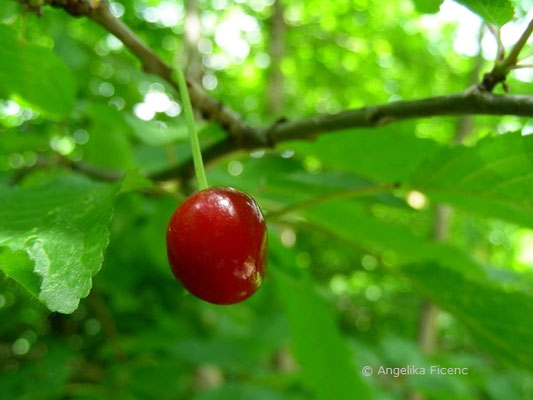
[166,186,268,305]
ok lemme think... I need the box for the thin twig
[512,64,533,69]
[266,183,397,220]
[480,16,533,91]
[501,17,533,69]
[9,155,123,184]
[487,24,504,60]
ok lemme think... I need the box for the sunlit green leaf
[453,0,514,25]
[413,0,444,14]
[125,114,189,146]
[0,175,120,313]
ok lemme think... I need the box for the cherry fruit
[166,186,267,305]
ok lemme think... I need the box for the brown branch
[50,86,533,184]
[152,89,533,181]
[24,1,533,183]
[18,92,533,185]
[262,89,533,144]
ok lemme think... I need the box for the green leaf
[410,132,533,228]
[193,384,289,400]
[286,126,442,183]
[272,241,369,400]
[133,123,226,176]
[125,356,189,399]
[173,337,273,371]
[0,2,18,20]
[304,201,483,275]
[0,343,72,399]
[125,114,189,146]
[413,0,444,14]
[0,23,76,116]
[0,175,120,313]
[120,168,154,193]
[83,103,135,170]
[208,155,387,209]
[453,0,514,25]
[401,263,533,371]
[0,247,40,297]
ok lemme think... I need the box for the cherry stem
[173,67,209,191]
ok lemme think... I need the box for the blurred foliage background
[1,0,533,399]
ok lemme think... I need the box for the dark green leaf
[286,126,442,183]
[83,103,135,169]
[0,23,76,116]
[120,168,154,193]
[193,384,290,400]
[401,263,533,370]
[410,132,533,228]
[304,201,483,275]
[272,240,369,400]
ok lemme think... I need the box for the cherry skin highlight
[166,186,267,305]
